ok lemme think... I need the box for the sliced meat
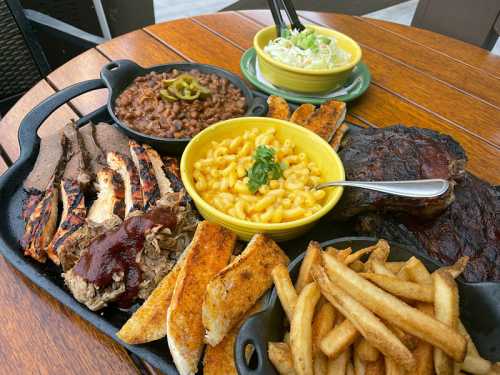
[129,140,160,210]
[107,152,143,216]
[144,144,173,197]
[79,124,105,177]
[47,179,87,264]
[93,122,131,157]
[63,122,91,187]
[21,189,44,221]
[162,156,183,193]
[355,173,499,282]
[87,168,126,223]
[24,131,67,191]
[336,125,467,220]
[22,178,59,262]
[64,269,126,311]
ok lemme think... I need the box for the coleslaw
[263,28,351,70]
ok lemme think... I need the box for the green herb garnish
[247,145,285,193]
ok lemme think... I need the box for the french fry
[350,260,365,272]
[314,353,328,375]
[366,240,390,263]
[290,282,322,375]
[439,256,469,279]
[370,259,395,277]
[347,360,355,375]
[365,357,384,375]
[312,265,416,372]
[344,246,376,265]
[384,262,405,274]
[413,302,434,375]
[385,357,406,375]
[325,246,338,257]
[396,260,413,281]
[386,322,418,351]
[461,354,492,374]
[353,348,366,375]
[283,331,291,346]
[312,303,336,354]
[321,253,466,362]
[404,257,432,285]
[321,318,359,358]
[337,247,353,262]
[360,273,434,302]
[272,264,298,322]
[432,270,460,375]
[459,320,479,356]
[355,338,380,362]
[295,241,322,293]
[268,342,296,375]
[327,346,350,375]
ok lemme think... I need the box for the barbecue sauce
[73,207,177,308]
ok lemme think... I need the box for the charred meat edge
[129,140,161,210]
[107,152,144,216]
[47,179,87,264]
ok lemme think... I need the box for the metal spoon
[315,179,450,198]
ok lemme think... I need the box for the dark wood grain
[47,49,109,116]
[0,11,500,375]
[0,80,77,161]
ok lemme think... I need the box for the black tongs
[267,0,305,37]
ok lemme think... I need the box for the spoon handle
[315,179,450,198]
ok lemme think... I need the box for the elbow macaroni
[193,127,326,223]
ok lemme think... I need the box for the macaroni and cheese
[192,127,326,223]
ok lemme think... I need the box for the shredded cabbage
[263,28,351,70]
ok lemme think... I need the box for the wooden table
[0,10,499,374]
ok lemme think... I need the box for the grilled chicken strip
[144,144,173,197]
[47,179,87,264]
[21,178,59,262]
[107,152,143,216]
[88,168,126,223]
[129,140,161,210]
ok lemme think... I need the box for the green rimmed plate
[240,48,371,104]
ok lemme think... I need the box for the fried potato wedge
[295,241,322,293]
[167,222,236,375]
[203,234,289,346]
[360,273,434,302]
[322,253,466,362]
[267,95,290,120]
[290,282,322,375]
[290,103,315,125]
[117,252,186,344]
[312,265,415,372]
[269,342,296,375]
[272,263,298,322]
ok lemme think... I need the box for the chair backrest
[0,0,49,113]
[412,0,500,50]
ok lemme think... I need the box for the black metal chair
[0,0,105,115]
[222,0,408,16]
[412,0,500,51]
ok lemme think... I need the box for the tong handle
[267,0,305,37]
[282,0,305,31]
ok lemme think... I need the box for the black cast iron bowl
[101,59,268,155]
[235,237,500,375]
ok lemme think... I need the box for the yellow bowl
[253,24,362,93]
[180,117,345,241]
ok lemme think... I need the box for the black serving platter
[235,237,500,375]
[101,59,268,155]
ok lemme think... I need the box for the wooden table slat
[145,18,244,76]
[0,80,78,161]
[240,10,500,148]
[47,49,109,116]
[97,29,184,66]
[360,17,500,79]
